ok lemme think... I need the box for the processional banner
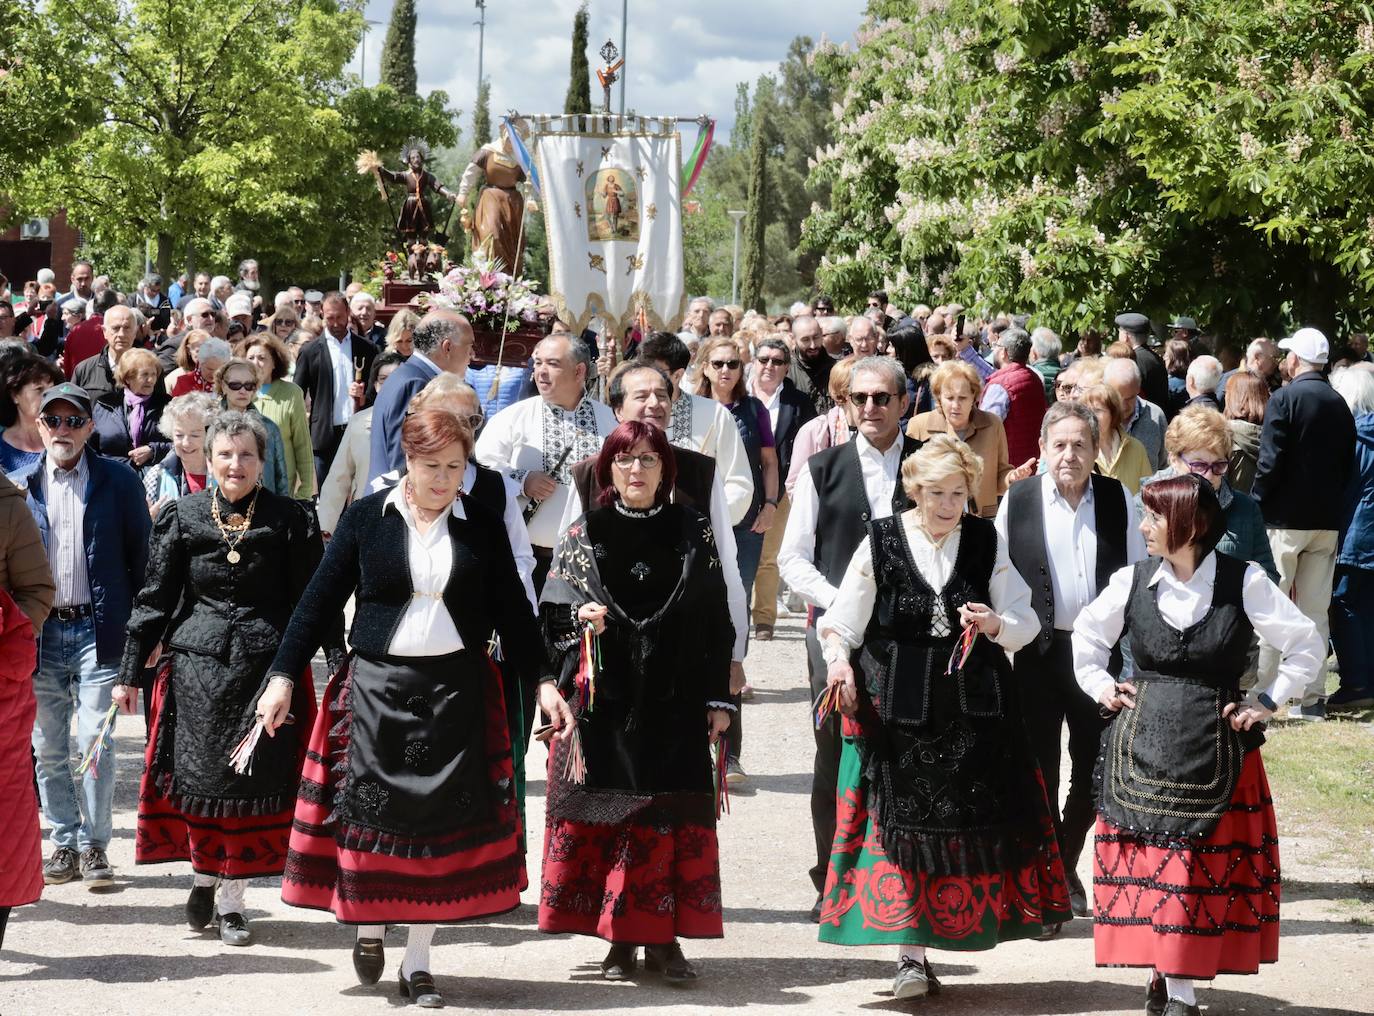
[535,122,685,335]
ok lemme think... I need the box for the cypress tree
[740,104,769,312]
[472,77,492,149]
[379,0,418,96]
[564,1,592,115]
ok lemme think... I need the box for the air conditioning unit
[20,218,49,239]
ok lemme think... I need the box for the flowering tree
[805,0,1374,335]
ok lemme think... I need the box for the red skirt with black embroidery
[1093,751,1281,978]
[280,658,526,925]
[135,665,314,879]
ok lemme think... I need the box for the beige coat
[906,409,1012,518]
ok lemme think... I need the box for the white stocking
[401,924,437,978]
[217,878,247,915]
[356,924,385,941]
[1165,977,1196,1006]
[192,871,218,889]
[897,944,926,964]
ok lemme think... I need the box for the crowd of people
[0,258,1369,1016]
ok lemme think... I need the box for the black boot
[186,884,216,930]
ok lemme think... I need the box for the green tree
[473,77,492,150]
[379,0,418,97]
[805,1,1374,336]
[740,101,770,311]
[564,1,592,116]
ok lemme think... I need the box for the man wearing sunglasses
[778,356,923,922]
[26,382,151,891]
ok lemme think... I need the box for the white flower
[1239,132,1261,161]
[1285,132,1311,160]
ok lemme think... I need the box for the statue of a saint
[455,121,539,276]
[356,137,457,246]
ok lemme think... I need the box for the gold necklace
[211,486,260,564]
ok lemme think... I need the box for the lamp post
[475,1,487,102]
[727,209,746,306]
[619,0,628,114]
[358,19,380,85]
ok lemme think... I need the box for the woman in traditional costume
[114,410,322,947]
[538,420,735,982]
[817,435,1069,999]
[1073,474,1321,1016]
[264,408,560,1009]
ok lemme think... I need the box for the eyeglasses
[223,380,256,392]
[1182,457,1229,477]
[41,414,89,430]
[612,452,662,470]
[710,359,741,371]
[850,390,896,407]
[756,356,788,368]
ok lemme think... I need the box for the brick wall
[0,209,81,290]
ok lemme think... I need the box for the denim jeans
[723,526,766,764]
[1332,565,1374,696]
[32,615,118,851]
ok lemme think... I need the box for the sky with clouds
[352,0,869,145]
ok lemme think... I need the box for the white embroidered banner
[535,127,685,335]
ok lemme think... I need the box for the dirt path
[2,613,1369,1015]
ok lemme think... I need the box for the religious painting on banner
[536,123,685,336]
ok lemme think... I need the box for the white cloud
[354,0,866,144]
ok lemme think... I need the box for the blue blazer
[367,354,440,485]
[24,451,152,664]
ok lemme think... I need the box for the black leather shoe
[217,911,252,947]
[42,847,80,885]
[809,894,823,923]
[644,942,697,982]
[600,943,637,980]
[398,968,444,1008]
[1145,973,1167,1016]
[1161,1001,1200,1016]
[1035,920,1065,941]
[353,937,385,985]
[186,884,216,929]
[1067,870,1090,918]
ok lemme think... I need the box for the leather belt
[52,604,93,622]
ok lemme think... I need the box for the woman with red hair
[265,408,563,1009]
[1073,474,1323,1016]
[538,420,736,983]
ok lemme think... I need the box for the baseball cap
[303,289,324,303]
[39,382,94,416]
[224,293,253,318]
[1278,327,1329,365]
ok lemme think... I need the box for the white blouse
[383,484,464,657]
[1072,554,1323,708]
[818,511,1040,659]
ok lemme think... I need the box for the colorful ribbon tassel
[712,739,731,818]
[946,623,979,675]
[562,724,587,785]
[574,621,601,713]
[813,682,843,729]
[75,702,119,779]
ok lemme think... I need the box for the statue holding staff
[356,137,457,246]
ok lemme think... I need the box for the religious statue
[356,137,457,246]
[455,120,539,276]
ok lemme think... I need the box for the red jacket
[60,315,105,379]
[986,362,1047,466]
[0,586,41,907]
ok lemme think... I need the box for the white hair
[789,301,812,317]
[1334,365,1374,416]
[819,315,846,336]
[209,275,232,293]
[1246,337,1277,360]
[274,290,295,311]
[849,355,907,396]
[1103,356,1141,387]
[1187,355,1223,394]
[36,268,55,285]
[1030,326,1062,360]
[197,337,233,364]
[688,296,714,312]
[350,292,377,310]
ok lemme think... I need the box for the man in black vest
[556,362,750,689]
[995,401,1146,927]
[779,356,923,921]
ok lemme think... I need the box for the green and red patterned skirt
[818,723,1071,949]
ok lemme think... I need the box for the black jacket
[269,488,549,690]
[1133,344,1170,412]
[766,377,819,482]
[73,352,117,403]
[1252,372,1357,529]
[291,331,377,453]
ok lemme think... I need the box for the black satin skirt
[341,650,491,838]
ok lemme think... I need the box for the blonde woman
[384,307,419,358]
[1078,383,1152,493]
[818,435,1067,998]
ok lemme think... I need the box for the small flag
[503,117,541,200]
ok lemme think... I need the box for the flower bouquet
[426,254,542,334]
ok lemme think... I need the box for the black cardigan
[269,488,549,690]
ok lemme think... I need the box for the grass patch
[1263,718,1374,873]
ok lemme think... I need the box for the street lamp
[727,210,746,306]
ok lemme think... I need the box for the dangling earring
[404,478,415,503]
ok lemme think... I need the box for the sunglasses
[612,452,662,469]
[756,356,788,367]
[850,391,896,407]
[223,380,256,392]
[41,413,90,430]
[1182,457,1229,477]
[710,359,741,371]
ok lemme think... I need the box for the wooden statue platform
[377,279,544,367]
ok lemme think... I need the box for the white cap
[1278,327,1329,366]
[224,293,253,318]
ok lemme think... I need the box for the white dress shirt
[779,431,904,612]
[43,453,92,608]
[383,484,464,657]
[473,395,619,550]
[994,475,1147,631]
[555,467,749,662]
[1073,553,1323,708]
[323,330,355,427]
[667,392,755,526]
[819,512,1039,657]
[752,380,783,435]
